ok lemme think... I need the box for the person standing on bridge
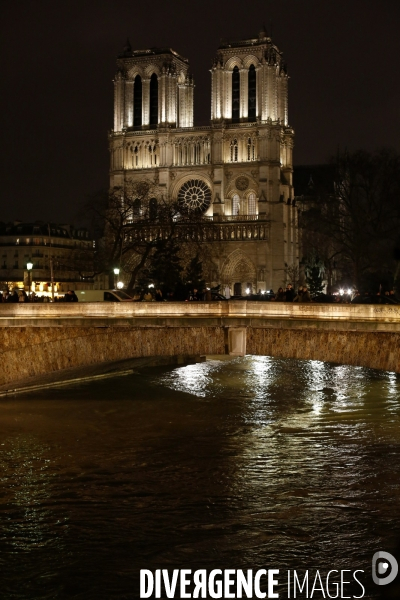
[64,290,78,302]
[293,287,303,302]
[300,286,311,302]
[188,288,200,301]
[274,287,285,302]
[285,284,295,302]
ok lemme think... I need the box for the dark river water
[1,356,400,600]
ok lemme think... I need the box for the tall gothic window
[247,137,255,161]
[232,194,240,216]
[133,198,141,217]
[248,65,256,121]
[150,74,158,127]
[149,198,158,220]
[248,192,256,215]
[232,66,240,122]
[230,139,238,162]
[148,144,157,166]
[134,75,142,127]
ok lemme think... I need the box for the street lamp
[113,267,120,289]
[27,262,33,301]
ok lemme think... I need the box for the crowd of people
[0,289,30,303]
[0,289,79,303]
[271,285,399,304]
[1,285,399,304]
[130,287,211,302]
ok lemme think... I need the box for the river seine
[1,356,399,599]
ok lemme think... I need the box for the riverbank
[0,354,205,397]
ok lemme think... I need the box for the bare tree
[283,263,301,290]
[299,148,400,290]
[80,179,218,292]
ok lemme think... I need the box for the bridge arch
[1,303,400,392]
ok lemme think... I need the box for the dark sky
[1,0,399,224]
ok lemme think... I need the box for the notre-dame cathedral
[109,29,298,294]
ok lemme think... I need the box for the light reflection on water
[0,356,400,599]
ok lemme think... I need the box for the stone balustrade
[1,301,400,329]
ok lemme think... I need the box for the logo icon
[372,551,398,586]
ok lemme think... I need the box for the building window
[230,139,238,162]
[133,198,141,217]
[232,66,240,122]
[248,192,256,215]
[149,198,157,220]
[150,74,158,127]
[134,75,142,127]
[247,137,255,161]
[148,144,157,165]
[177,179,211,213]
[232,194,240,215]
[248,65,256,121]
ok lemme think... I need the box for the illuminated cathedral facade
[109,29,298,294]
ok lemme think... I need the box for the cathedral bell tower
[211,28,288,124]
[113,41,194,132]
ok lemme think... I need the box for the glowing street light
[27,262,33,301]
[113,267,120,289]
[116,281,124,289]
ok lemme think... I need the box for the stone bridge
[1,301,400,392]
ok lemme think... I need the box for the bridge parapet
[1,301,400,326]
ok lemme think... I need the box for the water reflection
[0,356,399,598]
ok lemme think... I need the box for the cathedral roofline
[117,46,188,63]
[0,221,90,240]
[219,37,272,49]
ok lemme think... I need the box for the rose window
[177,179,211,212]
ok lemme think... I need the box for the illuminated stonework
[109,30,298,293]
[177,180,211,212]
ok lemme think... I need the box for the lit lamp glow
[113,267,120,289]
[116,281,124,289]
[27,262,33,300]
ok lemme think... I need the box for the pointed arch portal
[221,249,257,293]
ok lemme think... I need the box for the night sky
[1,0,400,224]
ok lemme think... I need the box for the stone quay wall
[0,326,225,387]
[1,302,400,387]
